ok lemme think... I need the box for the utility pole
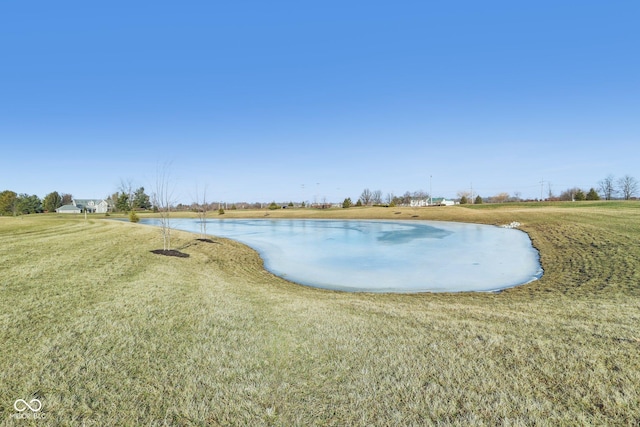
[540,177,545,201]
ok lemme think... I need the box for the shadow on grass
[195,238,219,244]
[150,249,190,258]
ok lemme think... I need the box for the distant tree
[43,191,63,212]
[61,193,73,205]
[133,187,151,210]
[342,197,353,208]
[301,201,306,208]
[413,190,428,200]
[360,189,372,206]
[559,187,583,201]
[0,190,18,215]
[119,178,135,210]
[268,201,279,210]
[586,188,600,201]
[491,192,510,204]
[355,199,363,207]
[231,204,237,210]
[599,174,616,200]
[116,193,130,212]
[474,195,483,204]
[457,190,471,203]
[17,194,42,214]
[108,192,119,210]
[617,175,638,200]
[401,191,412,205]
[218,207,225,215]
[574,189,586,201]
[372,190,383,205]
[288,201,294,207]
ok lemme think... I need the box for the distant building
[409,197,456,207]
[56,199,112,214]
[431,197,456,206]
[55,204,82,214]
[409,199,430,207]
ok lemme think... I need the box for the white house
[56,199,112,214]
[409,197,456,207]
[409,199,430,207]
[55,204,82,214]
[437,198,456,206]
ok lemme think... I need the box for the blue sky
[1,1,639,204]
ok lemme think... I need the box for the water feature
[139,218,543,293]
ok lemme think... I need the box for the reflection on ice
[140,219,543,293]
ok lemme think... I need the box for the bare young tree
[401,191,412,205]
[61,193,74,205]
[618,175,638,200]
[385,192,395,205]
[412,190,428,200]
[559,187,583,201]
[372,190,383,205]
[491,192,510,204]
[599,174,616,200]
[360,188,372,206]
[119,178,135,211]
[457,190,472,201]
[193,184,209,239]
[152,163,174,252]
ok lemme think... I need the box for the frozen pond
[139,218,542,293]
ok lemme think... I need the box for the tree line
[344,174,638,208]
[0,191,73,215]
[596,174,638,201]
[110,186,152,212]
[2,174,637,216]
[342,189,432,208]
[534,174,637,202]
[0,187,153,216]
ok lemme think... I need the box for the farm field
[1,203,639,425]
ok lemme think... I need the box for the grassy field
[1,203,639,425]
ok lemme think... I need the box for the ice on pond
[140,219,543,293]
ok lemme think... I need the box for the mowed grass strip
[0,206,639,426]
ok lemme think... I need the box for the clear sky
[2,1,639,204]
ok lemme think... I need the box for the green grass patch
[1,206,639,425]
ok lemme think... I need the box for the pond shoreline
[136,218,543,293]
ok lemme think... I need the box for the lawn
[1,203,639,425]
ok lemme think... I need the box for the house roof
[56,204,81,211]
[74,199,108,205]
